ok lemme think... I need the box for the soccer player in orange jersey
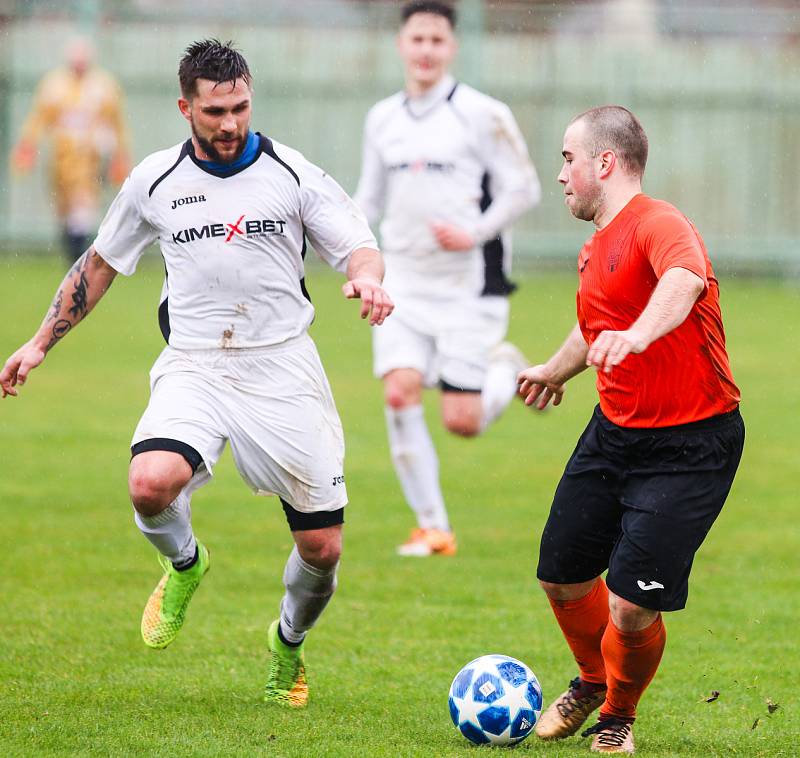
[517,106,744,754]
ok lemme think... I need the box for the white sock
[481,354,521,431]
[134,490,196,566]
[279,546,338,644]
[385,405,449,531]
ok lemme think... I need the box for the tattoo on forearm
[40,249,112,352]
[48,289,63,323]
[46,319,72,350]
[68,270,89,318]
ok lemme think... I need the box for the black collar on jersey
[148,132,300,197]
[402,81,459,120]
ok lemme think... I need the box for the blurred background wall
[1,0,799,273]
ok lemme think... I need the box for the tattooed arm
[1,247,118,398]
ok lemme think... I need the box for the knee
[442,411,481,437]
[129,457,191,516]
[385,385,410,410]
[608,592,659,632]
[539,579,597,602]
[297,534,342,570]
[384,371,422,410]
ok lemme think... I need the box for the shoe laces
[556,677,593,718]
[581,718,632,747]
[268,646,302,691]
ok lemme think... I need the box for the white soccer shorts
[131,334,347,513]
[372,292,509,391]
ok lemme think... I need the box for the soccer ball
[448,654,542,746]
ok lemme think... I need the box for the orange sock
[600,614,667,721]
[547,578,609,686]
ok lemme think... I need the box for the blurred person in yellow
[10,37,131,262]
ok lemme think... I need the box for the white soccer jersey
[94,134,377,349]
[354,74,540,299]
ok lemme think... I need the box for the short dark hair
[571,105,649,177]
[401,1,457,28]
[178,39,251,99]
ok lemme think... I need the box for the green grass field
[0,257,797,757]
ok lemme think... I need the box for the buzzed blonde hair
[571,106,648,177]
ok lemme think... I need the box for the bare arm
[341,247,394,326]
[517,323,589,410]
[1,247,118,397]
[586,266,705,374]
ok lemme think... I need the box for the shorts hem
[536,569,605,585]
[281,499,345,531]
[605,578,686,613]
[130,437,205,474]
[439,378,482,394]
[256,489,347,514]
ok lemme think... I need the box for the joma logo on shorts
[331,475,345,486]
[171,194,206,210]
[171,217,287,244]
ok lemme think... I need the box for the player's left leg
[219,335,347,705]
[579,594,662,754]
[439,295,523,436]
[265,514,343,708]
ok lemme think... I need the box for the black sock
[62,230,89,263]
[172,544,199,572]
[277,622,303,647]
[574,678,607,699]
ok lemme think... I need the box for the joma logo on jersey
[170,194,207,210]
[171,216,287,244]
[387,160,455,174]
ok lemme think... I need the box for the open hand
[517,364,565,410]
[1,341,46,398]
[342,277,394,326]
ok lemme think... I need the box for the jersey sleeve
[352,109,387,227]
[297,159,379,273]
[637,209,709,292]
[92,172,157,275]
[471,100,541,244]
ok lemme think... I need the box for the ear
[598,149,617,180]
[178,97,192,123]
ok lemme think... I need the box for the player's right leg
[129,347,226,649]
[534,409,626,740]
[129,448,211,649]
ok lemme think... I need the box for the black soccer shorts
[536,405,745,611]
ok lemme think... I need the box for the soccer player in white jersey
[0,39,393,708]
[354,1,541,557]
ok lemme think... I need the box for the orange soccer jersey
[576,193,740,428]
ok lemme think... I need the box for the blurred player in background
[354,0,541,557]
[518,106,744,753]
[1,39,393,709]
[10,37,131,262]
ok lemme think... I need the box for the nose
[221,114,237,133]
[557,164,568,184]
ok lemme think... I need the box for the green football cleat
[264,619,308,708]
[141,542,210,649]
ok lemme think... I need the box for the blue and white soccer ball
[448,654,542,746]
